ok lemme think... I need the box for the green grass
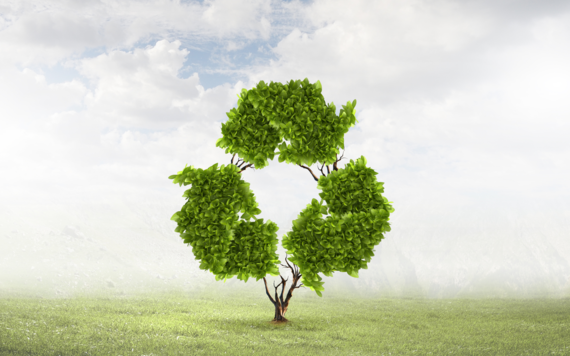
[0,288,569,356]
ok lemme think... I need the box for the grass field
[1,288,569,356]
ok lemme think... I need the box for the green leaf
[347,270,359,278]
[311,198,320,209]
[315,80,322,91]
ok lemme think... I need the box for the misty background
[1,0,569,300]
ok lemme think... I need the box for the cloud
[236,0,570,203]
[201,0,272,40]
[238,0,568,106]
[1,66,86,115]
[79,40,201,129]
[0,0,299,66]
[226,41,247,51]
[0,39,247,206]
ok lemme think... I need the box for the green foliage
[317,155,394,216]
[168,163,280,282]
[172,79,394,297]
[282,156,394,296]
[216,78,358,168]
[215,87,282,169]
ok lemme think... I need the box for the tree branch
[332,150,345,171]
[279,254,305,305]
[274,275,288,310]
[326,165,330,174]
[231,153,236,165]
[298,164,319,182]
[239,163,254,173]
[280,275,288,307]
[272,279,283,313]
[318,163,327,177]
[263,277,276,305]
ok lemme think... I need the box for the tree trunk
[273,302,289,322]
[263,254,305,323]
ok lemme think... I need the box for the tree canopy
[215,78,358,169]
[169,78,393,297]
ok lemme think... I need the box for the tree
[169,78,394,323]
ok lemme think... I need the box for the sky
[1,0,569,300]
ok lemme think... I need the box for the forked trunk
[263,254,305,323]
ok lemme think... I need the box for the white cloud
[0,39,246,207]
[201,0,272,39]
[79,40,201,129]
[238,0,570,203]
[0,67,87,129]
[0,0,289,66]
[226,40,246,51]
